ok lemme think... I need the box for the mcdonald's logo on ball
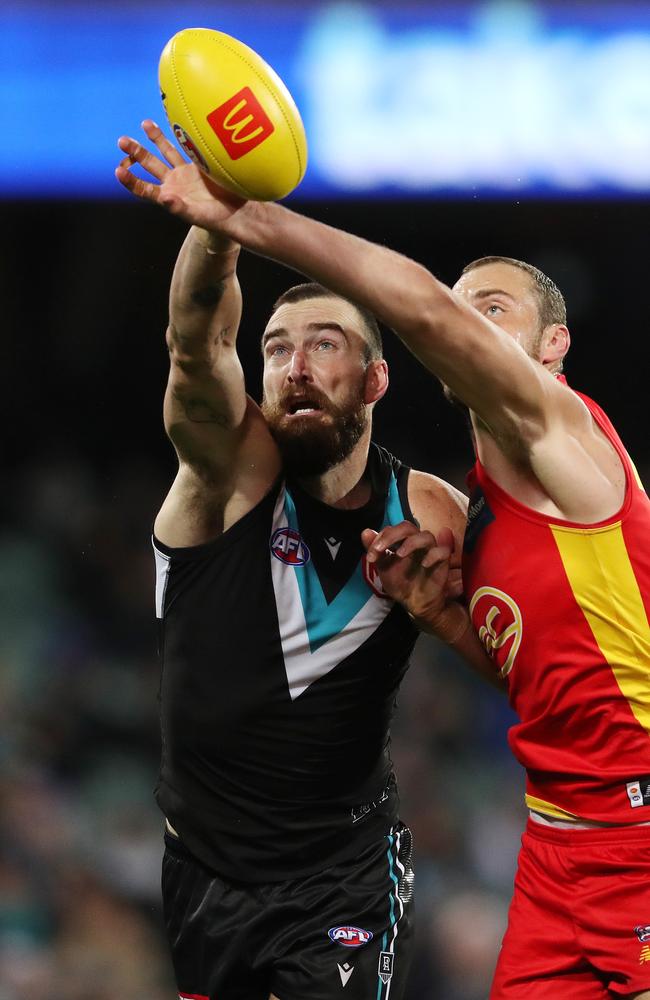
[159,27,307,200]
[207,87,275,160]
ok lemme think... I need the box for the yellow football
[159,28,308,201]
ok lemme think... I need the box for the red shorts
[490,817,650,999]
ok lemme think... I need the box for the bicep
[408,471,468,555]
[403,290,561,446]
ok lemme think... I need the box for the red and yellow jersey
[463,383,650,823]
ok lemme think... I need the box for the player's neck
[296,429,372,509]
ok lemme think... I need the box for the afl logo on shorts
[328,925,373,947]
[469,586,523,677]
[270,527,310,566]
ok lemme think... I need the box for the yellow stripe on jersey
[629,457,646,492]
[551,521,650,734]
[524,795,579,820]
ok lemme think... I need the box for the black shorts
[161,823,415,1000]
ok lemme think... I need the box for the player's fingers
[117,135,169,181]
[420,544,453,569]
[394,530,437,560]
[361,528,378,552]
[446,568,464,599]
[393,533,451,568]
[115,159,160,201]
[366,521,418,562]
[435,525,455,551]
[142,119,187,168]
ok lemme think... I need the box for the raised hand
[115,120,246,231]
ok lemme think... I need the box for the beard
[261,381,368,476]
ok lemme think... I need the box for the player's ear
[540,324,570,368]
[364,359,389,405]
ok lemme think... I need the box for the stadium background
[2,2,649,998]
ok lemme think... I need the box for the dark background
[0,193,647,999]
[4,197,646,478]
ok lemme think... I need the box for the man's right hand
[115,119,248,233]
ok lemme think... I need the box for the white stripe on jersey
[270,486,395,700]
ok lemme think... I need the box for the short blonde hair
[462,256,567,329]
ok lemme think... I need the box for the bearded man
[124,123,493,1000]
[118,116,650,1000]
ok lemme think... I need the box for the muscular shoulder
[407,469,468,547]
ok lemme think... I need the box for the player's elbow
[169,353,208,379]
[167,325,215,372]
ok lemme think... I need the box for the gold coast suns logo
[469,586,523,677]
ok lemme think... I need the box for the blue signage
[3,1,650,198]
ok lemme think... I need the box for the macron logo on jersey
[338,962,355,986]
[324,536,342,559]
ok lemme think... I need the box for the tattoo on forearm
[168,324,232,355]
[181,397,230,427]
[191,280,225,309]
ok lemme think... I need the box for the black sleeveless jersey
[152,443,419,882]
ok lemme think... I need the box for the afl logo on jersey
[270,527,311,566]
[328,925,373,947]
[469,586,523,677]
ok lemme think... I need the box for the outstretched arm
[116,129,621,522]
[117,123,279,546]
[119,122,246,466]
[165,225,243,450]
[116,132,559,442]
